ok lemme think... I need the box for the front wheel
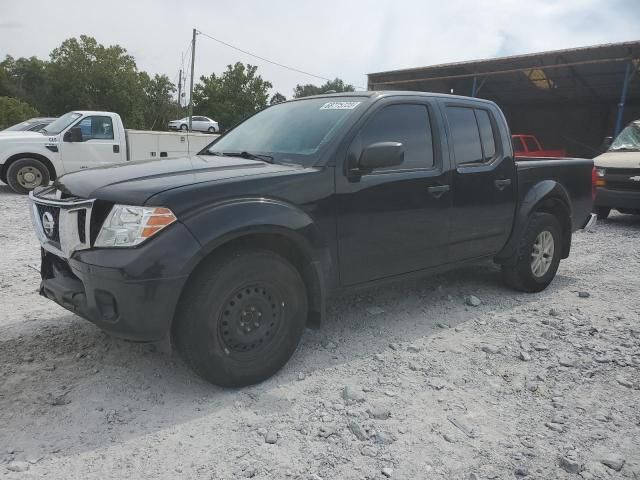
[6,158,51,194]
[173,248,308,387]
[207,126,216,133]
[180,124,188,131]
[502,212,562,293]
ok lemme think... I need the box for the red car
[512,134,566,158]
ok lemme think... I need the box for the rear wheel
[173,248,307,387]
[502,212,562,292]
[6,158,50,194]
[596,207,610,220]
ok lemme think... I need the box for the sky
[1,0,639,101]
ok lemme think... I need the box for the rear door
[442,101,516,260]
[335,97,452,286]
[59,115,123,173]
[192,116,207,132]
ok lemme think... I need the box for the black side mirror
[599,136,613,153]
[63,126,83,143]
[358,142,404,171]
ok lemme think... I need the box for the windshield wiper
[221,151,275,163]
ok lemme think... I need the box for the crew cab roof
[296,90,498,106]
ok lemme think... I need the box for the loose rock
[599,453,625,472]
[7,461,29,472]
[481,345,500,354]
[342,385,366,403]
[578,291,590,298]
[382,467,393,477]
[465,295,482,307]
[348,421,367,441]
[264,431,278,444]
[367,406,391,420]
[559,456,582,474]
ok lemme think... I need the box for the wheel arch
[173,226,328,338]
[496,180,573,264]
[1,152,57,183]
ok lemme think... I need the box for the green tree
[193,62,272,130]
[293,78,355,98]
[0,96,39,130]
[46,36,148,127]
[140,73,179,129]
[269,92,287,105]
[0,55,51,113]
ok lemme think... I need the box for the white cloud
[1,0,638,98]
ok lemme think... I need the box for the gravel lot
[0,184,639,479]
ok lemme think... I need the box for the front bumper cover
[39,222,203,342]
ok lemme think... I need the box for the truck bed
[516,157,593,231]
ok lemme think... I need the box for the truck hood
[55,154,300,204]
[0,132,47,141]
[594,150,640,168]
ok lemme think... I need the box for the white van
[593,120,640,219]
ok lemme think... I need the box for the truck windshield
[43,112,82,135]
[609,122,640,151]
[207,97,365,164]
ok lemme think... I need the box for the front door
[442,102,516,260]
[335,100,452,286]
[59,115,124,173]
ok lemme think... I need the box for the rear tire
[502,212,562,293]
[173,248,307,387]
[6,158,50,194]
[596,207,610,220]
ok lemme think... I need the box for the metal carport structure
[367,41,640,158]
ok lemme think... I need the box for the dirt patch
[0,184,639,479]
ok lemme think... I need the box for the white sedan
[168,116,219,133]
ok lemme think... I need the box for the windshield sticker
[320,101,361,110]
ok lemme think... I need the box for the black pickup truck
[30,92,596,386]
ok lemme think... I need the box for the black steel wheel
[173,248,307,387]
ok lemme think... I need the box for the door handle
[113,145,120,153]
[427,185,450,199]
[494,179,512,190]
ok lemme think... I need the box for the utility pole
[188,28,197,131]
[177,68,182,109]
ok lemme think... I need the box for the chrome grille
[29,187,95,259]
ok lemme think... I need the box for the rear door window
[446,107,483,165]
[475,109,496,161]
[447,106,500,165]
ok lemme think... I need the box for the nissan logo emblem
[42,211,55,238]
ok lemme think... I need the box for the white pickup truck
[0,111,215,194]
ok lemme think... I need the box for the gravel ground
[0,184,639,479]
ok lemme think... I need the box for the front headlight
[95,205,177,247]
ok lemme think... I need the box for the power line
[196,29,361,86]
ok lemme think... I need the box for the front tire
[180,124,188,131]
[207,126,215,133]
[173,248,308,387]
[6,158,51,194]
[596,207,610,220]
[502,212,562,293]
